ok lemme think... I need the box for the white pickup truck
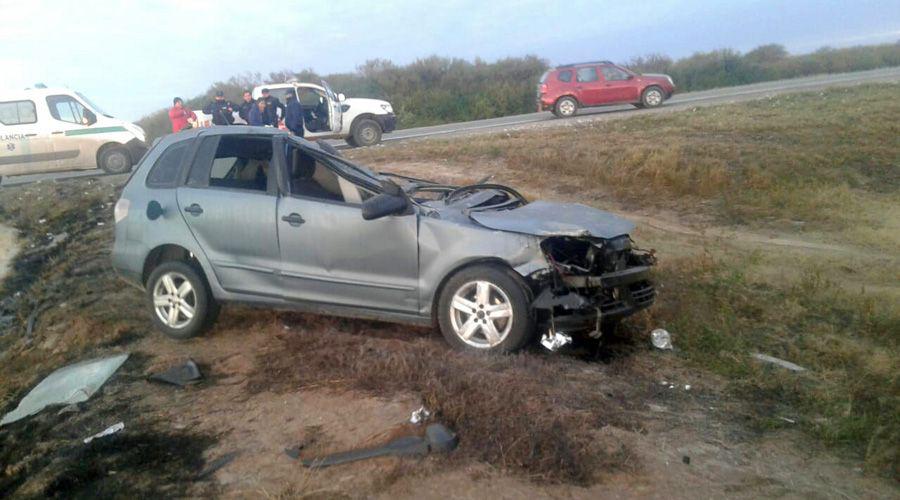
[194,80,396,147]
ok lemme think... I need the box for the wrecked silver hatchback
[111,128,655,353]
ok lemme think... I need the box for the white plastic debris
[410,406,431,424]
[540,331,573,351]
[684,384,692,391]
[84,422,124,444]
[1,353,129,426]
[651,329,673,350]
[751,353,806,372]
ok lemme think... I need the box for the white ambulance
[0,86,147,185]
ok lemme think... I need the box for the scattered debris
[410,406,431,424]
[682,455,691,465]
[198,451,239,479]
[779,416,797,424]
[650,328,673,350]
[540,331,573,351]
[684,384,691,391]
[1,353,129,426]
[149,359,203,386]
[752,353,807,372]
[299,423,458,469]
[83,422,125,444]
[25,301,53,337]
[57,403,81,415]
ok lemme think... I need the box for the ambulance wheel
[99,146,133,174]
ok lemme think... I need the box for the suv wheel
[553,96,578,118]
[99,147,133,174]
[352,118,382,147]
[641,86,665,108]
[147,261,219,340]
[437,264,535,353]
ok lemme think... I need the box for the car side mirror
[362,193,408,220]
[146,200,164,220]
[338,93,346,102]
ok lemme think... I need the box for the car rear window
[146,139,191,188]
[0,100,37,125]
[557,70,573,83]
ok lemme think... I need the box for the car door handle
[184,204,204,216]
[281,213,305,226]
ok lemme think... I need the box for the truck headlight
[380,103,393,113]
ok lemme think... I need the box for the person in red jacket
[168,97,197,133]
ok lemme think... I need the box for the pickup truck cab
[0,86,147,185]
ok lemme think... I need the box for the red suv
[537,61,675,117]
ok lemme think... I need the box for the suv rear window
[0,100,37,125]
[146,139,191,187]
[576,67,598,83]
[557,70,573,83]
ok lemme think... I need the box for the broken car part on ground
[111,128,656,353]
[297,423,459,468]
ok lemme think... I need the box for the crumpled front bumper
[530,264,656,331]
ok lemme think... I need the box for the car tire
[352,118,382,147]
[632,103,645,109]
[98,146,133,174]
[345,135,358,148]
[147,261,219,340]
[553,96,578,118]
[641,86,665,108]
[437,264,535,353]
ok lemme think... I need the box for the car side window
[0,100,37,125]
[187,135,273,192]
[576,67,599,83]
[286,145,372,204]
[557,70,573,83]
[601,66,630,81]
[146,139,191,188]
[46,95,87,124]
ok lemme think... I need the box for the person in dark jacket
[247,99,274,126]
[260,88,284,127]
[237,90,254,124]
[284,93,304,137]
[202,90,235,126]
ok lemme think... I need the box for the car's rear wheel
[352,118,382,147]
[99,146,133,174]
[437,264,535,353]
[553,96,578,118]
[344,135,358,147]
[641,86,665,108]
[147,261,219,340]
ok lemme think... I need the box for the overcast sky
[2,0,898,120]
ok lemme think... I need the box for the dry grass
[246,313,646,485]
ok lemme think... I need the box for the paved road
[4,66,899,187]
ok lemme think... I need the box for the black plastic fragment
[149,359,202,386]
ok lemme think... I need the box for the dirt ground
[0,169,896,498]
[0,224,17,284]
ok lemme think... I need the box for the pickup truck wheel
[438,264,535,353]
[352,119,382,147]
[147,261,219,340]
[553,97,578,118]
[99,146,133,174]
[641,86,664,108]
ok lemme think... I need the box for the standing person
[202,90,235,126]
[260,88,284,127]
[284,93,304,137]
[237,90,254,124]
[247,99,273,126]
[168,97,197,133]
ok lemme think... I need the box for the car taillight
[539,83,548,94]
[114,198,130,224]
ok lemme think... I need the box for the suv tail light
[539,83,548,95]
[114,198,130,224]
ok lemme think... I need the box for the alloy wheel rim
[449,280,513,348]
[153,272,197,329]
[647,90,662,105]
[560,100,575,115]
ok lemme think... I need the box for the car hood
[343,97,390,108]
[468,201,635,239]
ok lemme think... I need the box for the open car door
[320,80,343,133]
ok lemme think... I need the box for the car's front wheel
[99,146,133,174]
[641,86,665,108]
[437,264,535,352]
[147,261,219,340]
[553,96,578,118]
